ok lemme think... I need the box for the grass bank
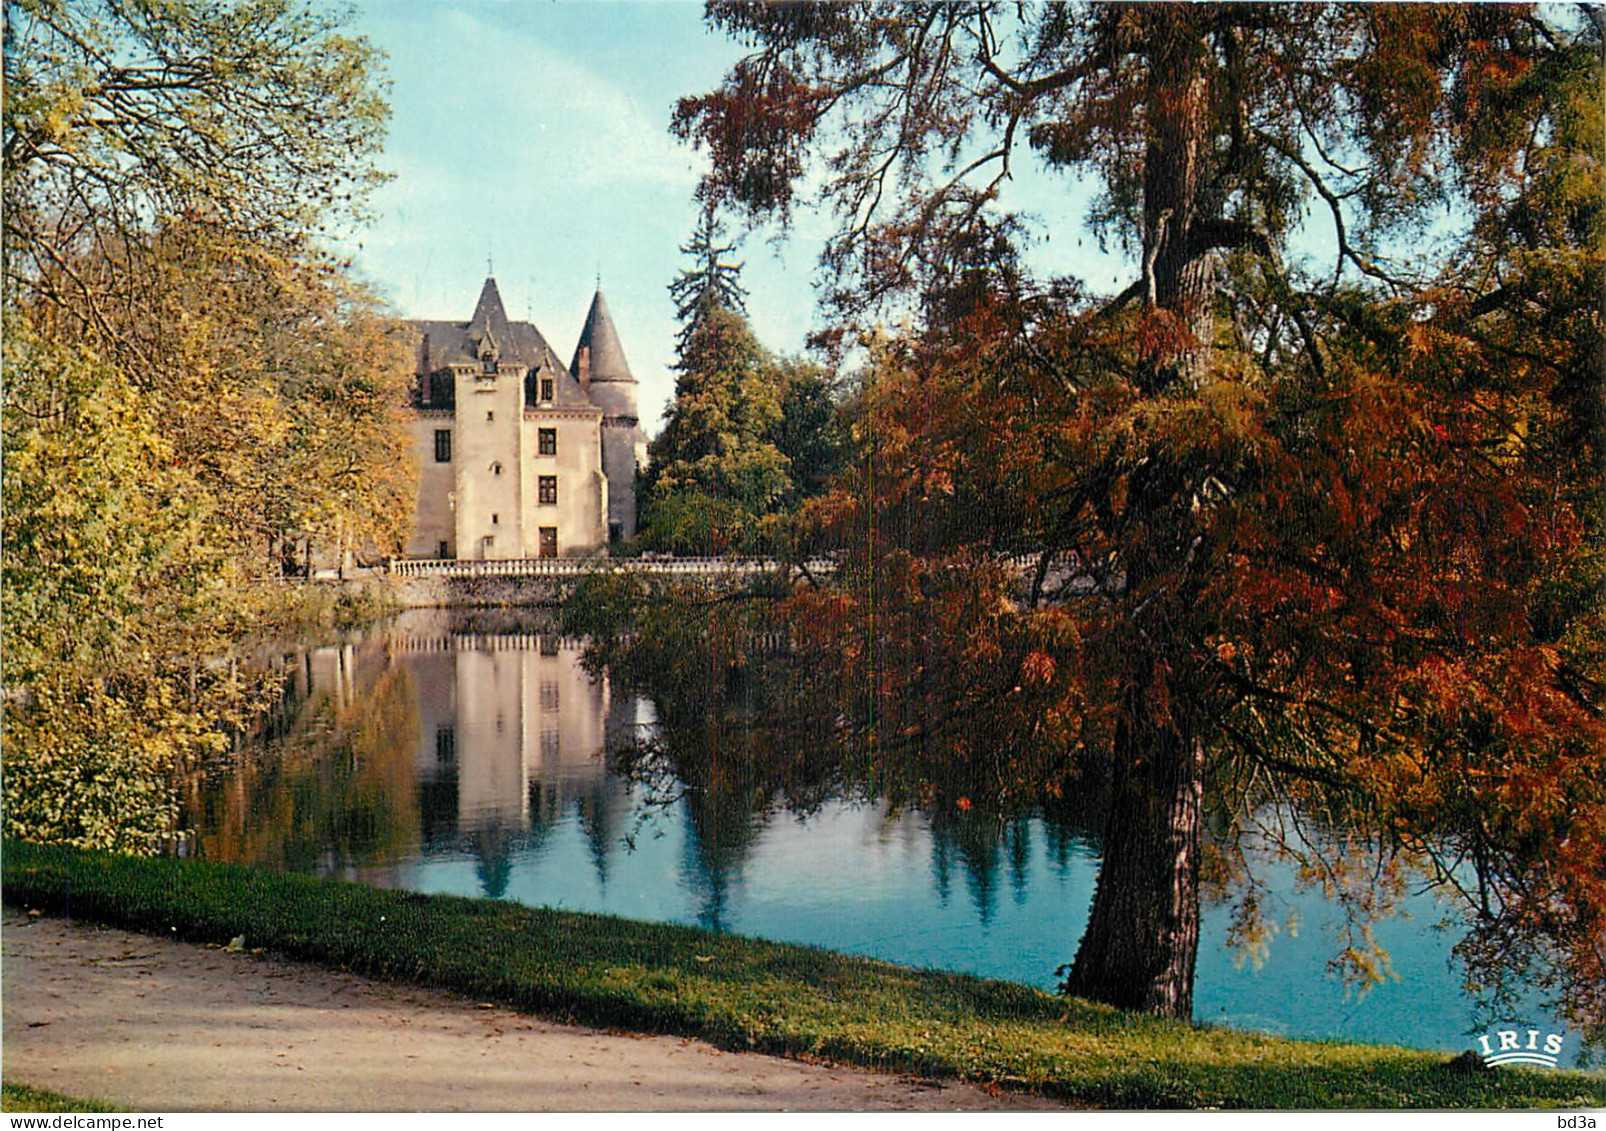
[4,841,1600,1110]
[2,1082,123,1113]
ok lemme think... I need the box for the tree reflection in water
[181,606,1590,1058]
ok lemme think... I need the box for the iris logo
[1475,1026,1567,1069]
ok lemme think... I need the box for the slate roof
[570,289,636,385]
[408,278,594,409]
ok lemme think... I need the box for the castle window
[492,513,499,525]
[491,462,503,476]
[434,429,451,462]
[435,726,456,764]
[486,411,494,422]
[538,476,557,506]
[538,428,557,456]
[540,378,555,403]
[429,371,454,407]
[437,540,450,560]
[539,527,558,558]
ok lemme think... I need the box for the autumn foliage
[667,2,1605,1033]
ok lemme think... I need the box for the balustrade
[388,556,838,579]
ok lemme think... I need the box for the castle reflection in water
[186,610,651,899]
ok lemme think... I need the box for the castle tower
[571,290,647,542]
[405,278,608,561]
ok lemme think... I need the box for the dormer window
[525,366,558,408]
[478,332,500,376]
[428,371,454,408]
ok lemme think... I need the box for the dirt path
[2,911,1061,1112]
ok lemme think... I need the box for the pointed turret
[570,290,635,387]
[470,276,510,335]
[571,289,645,544]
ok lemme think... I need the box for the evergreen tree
[669,209,750,350]
[771,360,846,505]
[642,302,792,554]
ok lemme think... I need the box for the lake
[180,609,1580,1064]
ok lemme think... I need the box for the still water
[182,611,1574,1061]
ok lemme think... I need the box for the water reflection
[181,611,1575,1061]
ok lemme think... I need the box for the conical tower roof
[570,290,635,384]
[470,276,510,338]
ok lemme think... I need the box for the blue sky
[340,1,1136,431]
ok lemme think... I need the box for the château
[405,278,647,560]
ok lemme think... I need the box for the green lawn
[2,1082,124,1113]
[4,840,1601,1110]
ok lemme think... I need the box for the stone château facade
[404,278,647,560]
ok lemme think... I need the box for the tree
[113,231,417,572]
[676,1,1605,1030]
[773,359,847,503]
[2,0,408,849]
[643,301,793,553]
[669,208,750,349]
[0,314,257,850]
[5,0,412,576]
[645,216,843,554]
[3,0,388,334]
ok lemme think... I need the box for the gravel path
[2,911,1061,1112]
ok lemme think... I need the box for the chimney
[577,345,591,386]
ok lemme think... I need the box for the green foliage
[2,1082,124,1114]
[3,0,390,294]
[1,316,249,851]
[638,488,764,557]
[4,0,413,574]
[120,234,419,570]
[773,363,848,502]
[643,206,850,555]
[2,316,229,678]
[1,0,408,849]
[7,842,1603,1110]
[642,303,799,554]
[669,209,749,348]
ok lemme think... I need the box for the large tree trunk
[1062,11,1214,1020]
[1140,8,1215,393]
[1062,666,1204,1018]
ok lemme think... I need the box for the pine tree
[643,302,791,554]
[668,209,750,352]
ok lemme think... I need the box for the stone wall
[408,410,457,559]
[389,572,565,609]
